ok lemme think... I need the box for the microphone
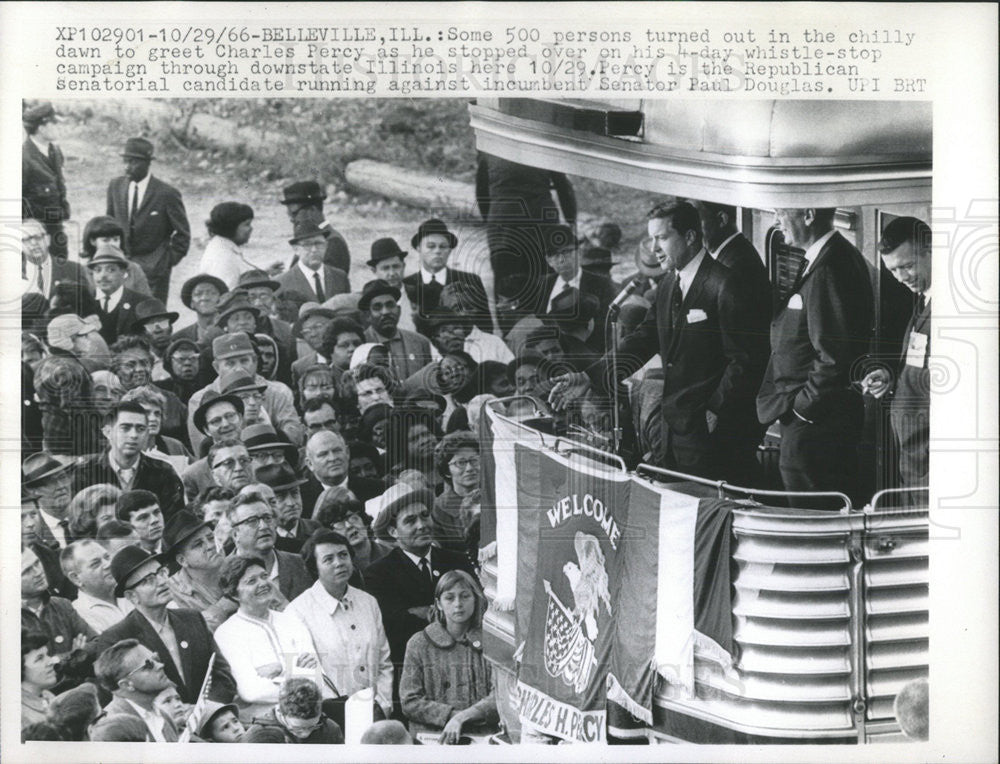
[608,279,642,312]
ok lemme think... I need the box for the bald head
[305,430,350,486]
[360,720,414,745]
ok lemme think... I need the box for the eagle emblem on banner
[543,532,612,694]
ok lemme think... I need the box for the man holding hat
[360,279,434,380]
[187,332,305,453]
[164,511,236,633]
[402,219,491,337]
[280,180,351,274]
[88,242,146,345]
[89,545,236,706]
[106,137,191,303]
[175,273,229,345]
[22,102,70,259]
[367,237,417,332]
[364,484,478,705]
[277,217,351,314]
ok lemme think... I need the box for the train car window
[765,226,806,312]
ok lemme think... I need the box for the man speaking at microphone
[550,201,769,484]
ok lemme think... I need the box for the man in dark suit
[71,402,185,518]
[90,546,236,706]
[364,486,477,704]
[87,243,146,346]
[299,430,385,519]
[280,180,351,274]
[20,218,91,302]
[22,103,70,259]
[550,201,769,483]
[756,207,874,504]
[534,224,618,355]
[255,464,319,555]
[276,218,350,314]
[861,217,932,489]
[228,490,313,601]
[360,279,435,380]
[403,219,492,336]
[106,137,190,303]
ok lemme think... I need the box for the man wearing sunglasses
[88,546,236,707]
[94,639,180,742]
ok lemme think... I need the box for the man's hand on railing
[548,372,591,411]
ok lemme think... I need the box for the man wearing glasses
[88,546,235,707]
[227,491,312,602]
[181,390,245,503]
[209,443,255,494]
[255,464,320,555]
[94,639,180,742]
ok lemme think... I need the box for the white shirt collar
[123,697,167,742]
[129,174,152,211]
[709,232,741,259]
[802,229,838,273]
[267,549,280,581]
[310,580,354,614]
[40,510,67,546]
[547,269,582,310]
[75,588,132,613]
[24,259,51,295]
[421,267,447,285]
[100,284,126,312]
[298,260,322,279]
[401,547,431,569]
[677,248,706,298]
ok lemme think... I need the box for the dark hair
[82,216,126,258]
[646,200,702,240]
[48,683,101,740]
[110,333,154,359]
[193,485,236,516]
[315,493,366,529]
[95,519,135,541]
[303,395,338,415]
[385,406,440,474]
[116,489,159,522]
[348,440,384,477]
[218,555,267,600]
[89,714,151,742]
[102,400,149,428]
[879,216,932,255]
[21,629,49,677]
[434,430,480,480]
[319,317,365,360]
[694,200,737,223]
[278,677,322,720]
[93,638,141,691]
[300,528,354,578]
[357,402,392,444]
[22,721,65,742]
[206,202,254,240]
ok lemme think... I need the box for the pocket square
[686,308,708,323]
[787,294,803,310]
[150,211,159,216]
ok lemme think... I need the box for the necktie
[419,557,432,588]
[313,272,326,302]
[102,296,110,314]
[47,143,58,166]
[669,277,683,327]
[37,264,45,293]
[129,183,139,238]
[548,282,571,313]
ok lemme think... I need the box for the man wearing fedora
[254,463,318,554]
[107,137,191,304]
[237,269,297,369]
[71,402,185,519]
[88,242,146,346]
[164,511,236,633]
[89,545,236,706]
[129,297,180,380]
[360,279,434,381]
[181,388,245,502]
[364,485,477,706]
[187,332,305,454]
[175,273,229,346]
[243,423,298,473]
[277,218,351,314]
[22,102,70,260]
[367,237,417,333]
[290,302,337,387]
[280,180,351,275]
[22,451,77,550]
[402,219,491,337]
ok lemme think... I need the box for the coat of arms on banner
[543,532,611,694]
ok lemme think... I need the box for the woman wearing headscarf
[198,202,255,289]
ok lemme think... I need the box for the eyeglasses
[127,566,169,590]
[449,456,481,471]
[206,411,241,428]
[212,455,253,470]
[251,449,287,464]
[233,513,277,529]
[172,353,199,364]
[123,656,161,680]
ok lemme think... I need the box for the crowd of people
[21,101,932,744]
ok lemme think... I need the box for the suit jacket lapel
[132,612,184,689]
[135,176,156,216]
[168,611,197,695]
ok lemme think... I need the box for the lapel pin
[180,640,189,649]
[123,303,131,310]
[433,569,440,577]
[55,635,65,643]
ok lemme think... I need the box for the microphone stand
[607,303,625,456]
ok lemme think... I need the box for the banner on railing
[480,404,738,739]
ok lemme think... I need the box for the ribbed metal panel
[736,644,851,675]
[863,509,928,723]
